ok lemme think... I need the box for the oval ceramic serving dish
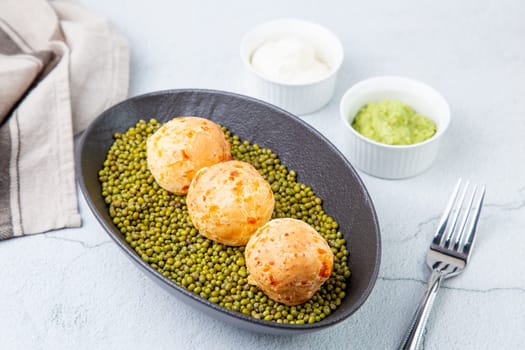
[76,89,381,335]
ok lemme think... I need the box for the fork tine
[461,185,486,257]
[451,184,478,251]
[443,180,470,248]
[432,179,463,246]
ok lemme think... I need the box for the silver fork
[400,179,486,350]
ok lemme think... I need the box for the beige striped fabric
[0,0,129,240]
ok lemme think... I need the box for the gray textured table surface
[1,0,524,349]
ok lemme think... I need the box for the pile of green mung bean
[99,118,351,324]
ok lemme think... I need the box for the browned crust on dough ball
[146,116,231,195]
[245,218,334,305]
[187,160,274,246]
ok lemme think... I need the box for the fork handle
[399,270,444,350]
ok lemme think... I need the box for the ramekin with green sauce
[339,76,450,179]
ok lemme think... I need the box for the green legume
[99,118,351,324]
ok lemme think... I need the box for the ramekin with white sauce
[240,19,344,115]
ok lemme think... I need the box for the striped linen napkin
[0,0,129,240]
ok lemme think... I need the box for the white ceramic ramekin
[240,19,344,115]
[340,76,450,179]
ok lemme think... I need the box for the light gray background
[1,0,524,349]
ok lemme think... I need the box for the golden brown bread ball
[187,160,274,246]
[245,218,334,305]
[146,117,231,195]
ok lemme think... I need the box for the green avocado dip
[351,100,437,145]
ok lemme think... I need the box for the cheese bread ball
[187,160,274,246]
[245,218,334,305]
[147,117,231,194]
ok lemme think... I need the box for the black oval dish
[76,89,381,335]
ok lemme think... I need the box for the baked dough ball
[187,160,274,246]
[147,117,231,194]
[245,218,334,305]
